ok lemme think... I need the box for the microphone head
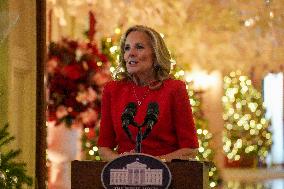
[147,102,159,115]
[126,102,137,114]
[121,102,137,140]
[121,102,137,122]
[142,102,159,139]
[145,102,159,123]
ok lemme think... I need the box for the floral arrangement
[46,38,111,129]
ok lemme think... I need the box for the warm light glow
[85,142,91,148]
[110,46,118,53]
[97,61,102,66]
[84,128,89,133]
[185,70,214,91]
[197,129,202,134]
[93,146,98,152]
[203,130,208,135]
[89,150,94,155]
[235,155,240,160]
[226,124,233,130]
[270,11,274,18]
[178,70,185,76]
[170,58,176,65]
[223,71,271,161]
[110,67,115,73]
[244,18,255,27]
[106,37,112,43]
[114,28,121,34]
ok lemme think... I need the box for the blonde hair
[114,25,172,86]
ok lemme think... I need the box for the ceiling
[47,0,284,77]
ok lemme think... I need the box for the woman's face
[124,31,154,78]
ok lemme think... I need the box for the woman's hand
[157,148,198,162]
[99,147,136,161]
[120,149,135,156]
[98,147,120,162]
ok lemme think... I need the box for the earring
[154,64,160,71]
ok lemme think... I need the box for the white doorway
[263,72,284,165]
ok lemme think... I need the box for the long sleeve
[97,82,117,148]
[172,81,198,149]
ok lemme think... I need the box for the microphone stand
[128,122,144,153]
[136,125,143,153]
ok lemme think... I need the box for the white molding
[9,45,35,73]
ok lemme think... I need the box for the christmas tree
[0,124,32,188]
[171,61,220,187]
[101,35,120,67]
[186,82,220,188]
[78,28,123,161]
[222,70,272,165]
[101,27,122,74]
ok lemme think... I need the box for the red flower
[61,63,83,80]
[86,127,96,140]
[98,54,108,63]
[47,57,59,74]
[87,60,99,70]
[47,38,112,128]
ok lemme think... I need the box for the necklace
[132,84,150,106]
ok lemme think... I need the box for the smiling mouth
[128,60,138,65]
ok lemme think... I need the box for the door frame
[36,0,47,188]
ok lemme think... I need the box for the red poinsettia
[46,38,112,128]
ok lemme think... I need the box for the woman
[98,25,198,162]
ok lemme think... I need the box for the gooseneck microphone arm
[142,102,159,140]
[121,102,137,142]
[136,127,143,153]
[121,102,159,153]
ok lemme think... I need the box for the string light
[97,61,103,66]
[185,80,220,187]
[93,146,99,152]
[114,28,121,34]
[222,71,272,162]
[106,37,112,43]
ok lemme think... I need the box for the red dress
[98,78,198,156]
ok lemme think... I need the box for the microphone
[142,102,159,139]
[121,102,137,140]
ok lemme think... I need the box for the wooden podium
[71,160,209,189]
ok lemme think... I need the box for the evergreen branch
[0,124,15,148]
[0,124,10,139]
[1,150,21,164]
[0,136,15,148]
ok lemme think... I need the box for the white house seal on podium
[101,153,172,189]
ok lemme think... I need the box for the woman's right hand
[98,147,120,162]
[120,149,135,156]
